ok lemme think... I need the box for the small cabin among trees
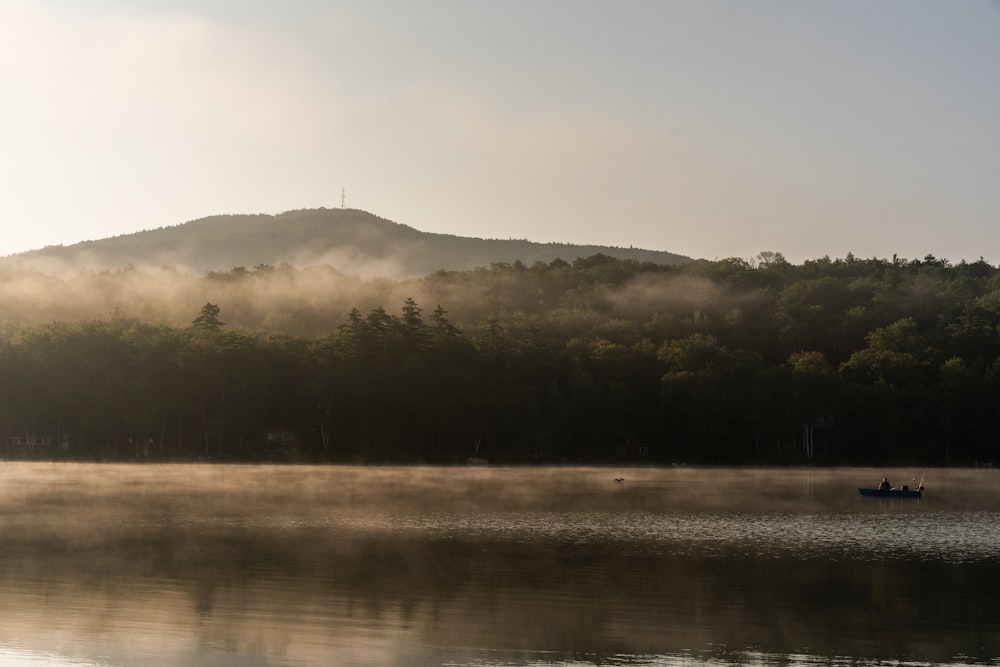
[5,433,69,459]
[266,427,301,459]
[616,441,651,458]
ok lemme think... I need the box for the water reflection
[0,464,998,666]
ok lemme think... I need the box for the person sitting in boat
[878,477,891,491]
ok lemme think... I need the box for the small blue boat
[858,485,924,498]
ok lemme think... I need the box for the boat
[857,485,924,498]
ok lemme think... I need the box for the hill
[0,208,692,278]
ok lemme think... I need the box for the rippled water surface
[1,464,999,666]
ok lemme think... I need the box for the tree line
[2,251,1000,465]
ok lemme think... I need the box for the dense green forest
[2,251,1000,465]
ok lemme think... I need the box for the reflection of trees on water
[1,465,999,664]
[1,528,999,663]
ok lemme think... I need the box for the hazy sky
[2,1,999,264]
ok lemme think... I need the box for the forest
[1,250,999,466]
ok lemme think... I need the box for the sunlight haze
[2,0,998,265]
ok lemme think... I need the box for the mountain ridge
[1,208,692,278]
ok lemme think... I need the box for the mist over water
[1,464,999,666]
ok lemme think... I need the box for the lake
[0,464,998,666]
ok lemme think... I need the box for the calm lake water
[0,464,999,667]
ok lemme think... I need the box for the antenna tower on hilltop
[341,188,346,209]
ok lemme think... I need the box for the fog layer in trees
[2,252,998,465]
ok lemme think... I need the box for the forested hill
[0,208,691,277]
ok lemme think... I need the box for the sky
[2,0,999,265]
